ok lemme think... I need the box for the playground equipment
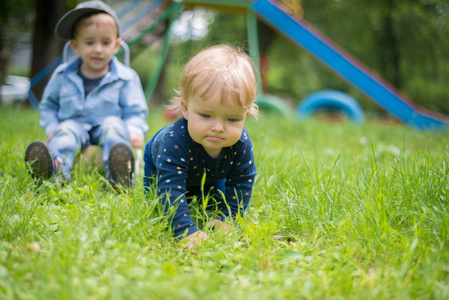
[256,94,293,117]
[29,0,449,130]
[297,90,364,123]
[253,0,448,129]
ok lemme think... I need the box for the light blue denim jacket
[39,56,149,138]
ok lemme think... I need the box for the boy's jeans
[48,116,131,179]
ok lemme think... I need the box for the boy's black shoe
[108,143,135,191]
[25,141,55,181]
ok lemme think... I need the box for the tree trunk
[0,22,13,104]
[379,0,400,88]
[29,0,67,103]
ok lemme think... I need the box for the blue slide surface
[252,0,448,130]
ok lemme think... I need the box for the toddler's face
[182,94,249,158]
[70,14,120,78]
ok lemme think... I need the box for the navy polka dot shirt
[144,118,257,238]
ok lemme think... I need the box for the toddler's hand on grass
[130,133,144,149]
[207,219,232,235]
[181,231,209,254]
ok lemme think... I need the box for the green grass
[1,106,448,299]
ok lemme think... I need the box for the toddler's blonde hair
[170,44,258,117]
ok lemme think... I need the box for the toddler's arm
[144,137,199,239]
[222,134,257,219]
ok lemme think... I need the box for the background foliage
[141,0,449,115]
[3,0,449,114]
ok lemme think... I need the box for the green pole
[144,1,183,102]
[246,8,262,95]
[144,21,174,101]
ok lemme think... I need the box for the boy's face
[181,94,249,158]
[70,14,120,78]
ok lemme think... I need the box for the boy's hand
[181,231,209,254]
[46,131,53,144]
[130,133,144,148]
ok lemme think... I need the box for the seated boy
[25,0,149,189]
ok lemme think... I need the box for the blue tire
[297,90,364,123]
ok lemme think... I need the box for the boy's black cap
[55,0,120,40]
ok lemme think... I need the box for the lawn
[1,106,448,299]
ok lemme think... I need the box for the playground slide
[252,0,448,130]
